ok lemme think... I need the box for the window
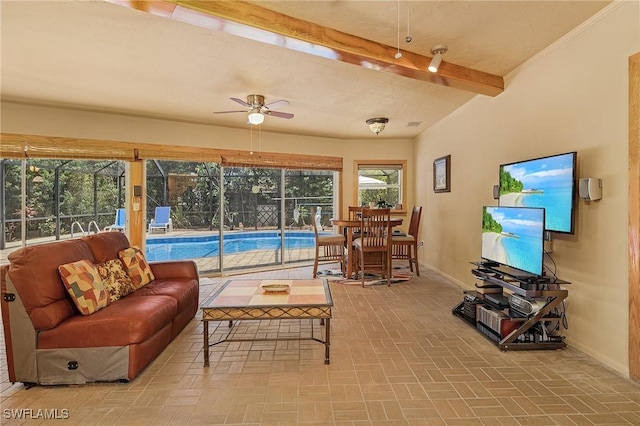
[354,160,406,212]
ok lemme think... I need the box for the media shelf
[452,262,569,351]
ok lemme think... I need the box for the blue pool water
[145,231,319,261]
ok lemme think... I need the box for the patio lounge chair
[148,206,173,233]
[104,208,126,232]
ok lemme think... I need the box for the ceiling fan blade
[230,97,250,107]
[213,110,247,114]
[266,110,294,119]
[265,99,289,108]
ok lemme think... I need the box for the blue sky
[502,152,574,188]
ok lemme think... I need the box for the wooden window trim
[353,159,407,214]
[1,133,343,171]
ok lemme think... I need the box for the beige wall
[415,2,640,375]
[0,102,415,229]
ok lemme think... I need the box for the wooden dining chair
[311,207,346,278]
[348,206,364,240]
[353,208,392,286]
[392,206,422,275]
[348,206,363,219]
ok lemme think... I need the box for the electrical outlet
[418,240,425,247]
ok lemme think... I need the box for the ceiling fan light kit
[366,117,389,135]
[214,94,294,124]
[428,45,448,73]
[248,112,265,125]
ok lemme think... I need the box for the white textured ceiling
[1,1,610,140]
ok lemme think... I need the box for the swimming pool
[145,231,320,261]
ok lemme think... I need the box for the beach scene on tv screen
[499,153,574,232]
[482,206,544,276]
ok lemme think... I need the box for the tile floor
[2,264,640,425]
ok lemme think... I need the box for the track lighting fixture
[428,45,448,73]
[366,118,389,135]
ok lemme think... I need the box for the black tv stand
[453,262,570,351]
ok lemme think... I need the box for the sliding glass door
[0,158,124,254]
[222,166,283,271]
[144,161,336,274]
[283,169,335,264]
[2,158,337,275]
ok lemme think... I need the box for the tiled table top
[202,278,332,308]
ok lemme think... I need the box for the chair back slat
[408,206,422,237]
[348,206,363,235]
[360,208,391,250]
[354,208,392,286]
[348,206,363,220]
[391,205,422,276]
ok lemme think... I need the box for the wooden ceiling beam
[107,0,504,96]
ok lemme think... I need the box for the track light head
[428,45,448,73]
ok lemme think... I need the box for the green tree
[482,208,503,233]
[499,169,523,194]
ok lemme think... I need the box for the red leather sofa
[0,231,199,386]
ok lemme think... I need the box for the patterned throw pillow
[58,259,110,315]
[118,246,155,289]
[96,259,135,302]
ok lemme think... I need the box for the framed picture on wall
[433,155,451,193]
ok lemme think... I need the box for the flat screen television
[499,151,577,234]
[481,206,545,277]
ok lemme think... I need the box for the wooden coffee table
[201,278,333,366]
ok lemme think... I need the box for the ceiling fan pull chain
[395,0,402,59]
[406,1,412,43]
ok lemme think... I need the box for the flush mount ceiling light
[366,117,389,135]
[428,45,448,73]
[248,111,265,125]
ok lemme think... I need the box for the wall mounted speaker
[579,178,602,201]
[493,185,500,200]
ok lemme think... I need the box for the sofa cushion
[96,259,135,302]
[37,295,178,349]
[7,239,95,330]
[58,259,110,315]
[83,231,131,264]
[118,247,155,289]
[128,278,199,313]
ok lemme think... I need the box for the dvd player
[484,293,509,309]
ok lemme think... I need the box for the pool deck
[1,229,319,275]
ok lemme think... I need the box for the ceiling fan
[213,94,294,125]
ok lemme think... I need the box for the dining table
[330,216,403,279]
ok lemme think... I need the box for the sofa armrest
[149,260,198,280]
